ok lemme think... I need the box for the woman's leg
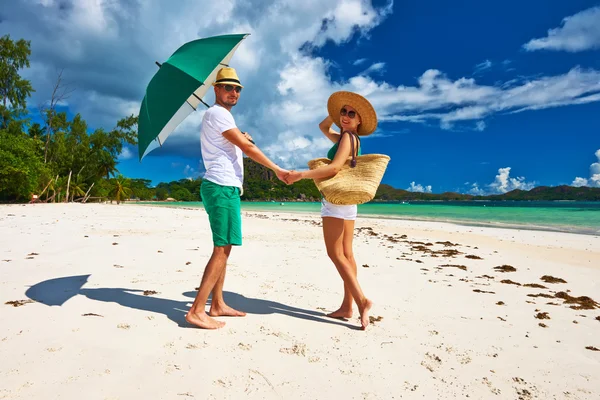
[322,217,372,329]
[327,219,357,319]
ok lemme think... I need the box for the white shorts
[320,199,357,220]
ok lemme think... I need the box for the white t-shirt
[200,104,244,188]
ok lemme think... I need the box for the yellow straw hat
[213,67,243,87]
[327,91,377,136]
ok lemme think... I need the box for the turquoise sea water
[135,200,600,235]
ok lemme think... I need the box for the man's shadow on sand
[25,275,357,329]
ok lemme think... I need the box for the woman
[285,91,377,330]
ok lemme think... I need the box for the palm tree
[109,175,132,204]
[98,152,119,179]
[68,176,87,202]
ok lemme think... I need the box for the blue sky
[3,0,600,193]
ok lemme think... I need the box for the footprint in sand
[238,343,252,351]
[279,343,307,357]
[481,377,501,395]
[420,352,442,373]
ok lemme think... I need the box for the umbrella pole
[192,93,211,108]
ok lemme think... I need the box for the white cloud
[523,6,600,52]
[117,146,134,160]
[466,167,535,195]
[359,62,386,76]
[371,67,600,130]
[183,162,204,179]
[488,167,535,194]
[5,0,393,167]
[474,59,492,74]
[7,0,600,174]
[408,182,432,193]
[468,183,485,195]
[571,177,589,187]
[592,149,600,174]
[365,128,409,139]
[572,149,600,187]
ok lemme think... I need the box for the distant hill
[376,184,474,201]
[472,185,600,201]
[241,159,320,201]
[242,160,600,201]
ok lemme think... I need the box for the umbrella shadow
[25,275,356,329]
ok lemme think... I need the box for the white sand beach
[1,203,599,399]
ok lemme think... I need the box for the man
[185,67,288,329]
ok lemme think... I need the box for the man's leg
[185,246,232,329]
[208,246,246,317]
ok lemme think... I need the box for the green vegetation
[0,35,138,203]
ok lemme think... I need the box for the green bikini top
[327,131,361,160]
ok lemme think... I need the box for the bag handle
[339,131,360,168]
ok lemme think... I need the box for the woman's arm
[286,133,356,183]
[319,115,341,144]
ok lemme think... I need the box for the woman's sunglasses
[340,108,356,119]
[219,84,242,93]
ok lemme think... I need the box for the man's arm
[222,127,288,181]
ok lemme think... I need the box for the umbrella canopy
[25,275,90,306]
[137,33,250,160]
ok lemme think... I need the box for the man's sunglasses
[340,108,356,118]
[219,84,242,93]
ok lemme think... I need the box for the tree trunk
[65,170,72,203]
[44,119,52,163]
[50,175,59,202]
[39,179,53,199]
[82,182,95,203]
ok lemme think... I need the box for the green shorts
[201,180,242,247]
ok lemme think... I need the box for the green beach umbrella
[137,33,250,160]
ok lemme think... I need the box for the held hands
[284,171,303,185]
[275,168,290,183]
[275,168,303,185]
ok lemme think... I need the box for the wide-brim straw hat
[327,91,377,136]
[212,67,243,88]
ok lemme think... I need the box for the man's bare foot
[358,299,373,330]
[326,307,353,319]
[208,304,246,317]
[185,311,226,329]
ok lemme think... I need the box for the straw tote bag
[307,132,390,205]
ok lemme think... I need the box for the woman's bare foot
[326,307,353,319]
[185,311,226,329]
[358,299,373,330]
[208,304,246,317]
